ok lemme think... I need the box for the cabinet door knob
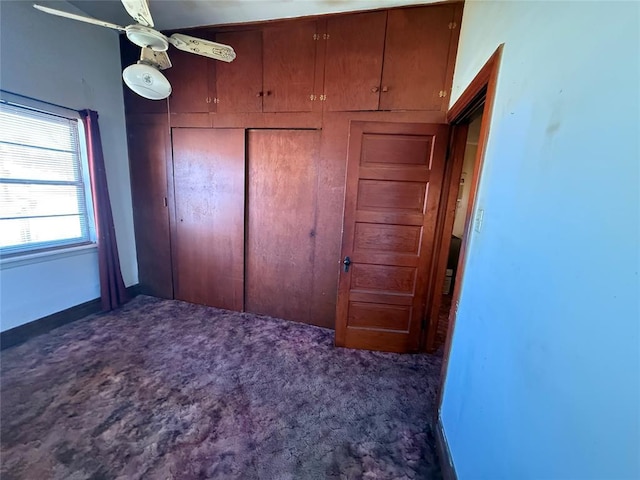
[371,86,379,93]
[381,86,389,92]
[266,90,272,96]
[256,91,264,97]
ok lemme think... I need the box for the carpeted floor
[1,295,443,479]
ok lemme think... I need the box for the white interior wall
[442,1,640,478]
[0,0,136,331]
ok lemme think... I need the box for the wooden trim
[0,285,140,350]
[447,45,503,124]
[435,414,458,480]
[423,123,468,351]
[436,43,503,422]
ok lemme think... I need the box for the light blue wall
[442,1,640,478]
[0,1,137,331]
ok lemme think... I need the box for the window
[0,101,95,257]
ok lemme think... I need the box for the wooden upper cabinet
[263,21,321,113]
[379,5,457,111]
[323,12,387,112]
[165,29,217,113]
[215,30,263,113]
[165,50,212,113]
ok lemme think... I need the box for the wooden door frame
[425,43,503,376]
[429,44,503,479]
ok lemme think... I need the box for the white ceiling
[68,0,445,31]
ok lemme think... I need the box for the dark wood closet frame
[123,2,466,338]
[432,44,503,480]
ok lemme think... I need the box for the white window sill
[0,243,98,270]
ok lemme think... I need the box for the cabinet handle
[256,91,264,97]
[265,90,272,96]
[381,86,389,92]
[371,87,379,93]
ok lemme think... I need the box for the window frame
[0,91,97,259]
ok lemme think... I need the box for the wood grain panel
[357,180,426,212]
[127,118,173,298]
[324,12,387,111]
[361,134,432,166]
[380,5,456,111]
[335,121,449,353]
[354,223,421,255]
[172,128,245,310]
[165,48,211,113]
[263,21,318,112]
[246,129,321,324]
[348,302,411,331]
[350,264,416,295]
[315,111,444,329]
[216,30,263,113]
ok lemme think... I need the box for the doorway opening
[434,110,483,351]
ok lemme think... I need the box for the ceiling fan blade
[140,48,172,70]
[33,4,125,31]
[169,34,236,63]
[121,0,154,27]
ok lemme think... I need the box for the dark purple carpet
[1,295,443,479]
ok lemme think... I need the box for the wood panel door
[165,40,214,113]
[263,21,321,113]
[246,129,321,323]
[215,30,263,113]
[335,122,449,353]
[127,117,173,298]
[171,128,245,310]
[324,12,387,112]
[379,5,457,111]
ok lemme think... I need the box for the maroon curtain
[80,110,129,311]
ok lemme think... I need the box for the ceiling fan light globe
[123,63,171,100]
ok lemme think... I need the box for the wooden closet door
[379,5,457,111]
[215,30,263,113]
[127,117,173,298]
[263,21,319,113]
[323,12,387,112]
[165,49,211,113]
[246,129,321,323]
[172,128,245,310]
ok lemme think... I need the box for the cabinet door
[165,49,211,113]
[263,21,319,113]
[324,12,387,112]
[127,118,173,298]
[379,5,456,111]
[172,128,245,310]
[246,129,321,323]
[215,30,263,113]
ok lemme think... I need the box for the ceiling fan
[33,0,236,100]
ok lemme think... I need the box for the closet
[122,2,463,347]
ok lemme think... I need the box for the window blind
[0,102,93,256]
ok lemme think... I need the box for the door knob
[381,86,389,92]
[343,256,351,273]
[371,86,379,93]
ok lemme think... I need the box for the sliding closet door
[172,128,245,310]
[246,129,321,323]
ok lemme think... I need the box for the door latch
[343,256,351,273]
